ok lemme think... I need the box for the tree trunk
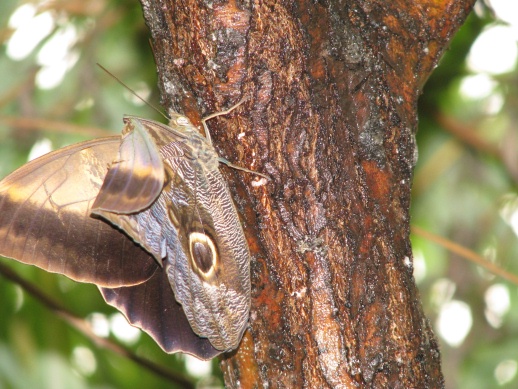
[139,0,475,387]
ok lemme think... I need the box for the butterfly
[0,101,257,359]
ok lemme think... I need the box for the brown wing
[100,268,220,360]
[92,118,165,215]
[0,137,158,287]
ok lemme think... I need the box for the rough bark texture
[139,0,474,387]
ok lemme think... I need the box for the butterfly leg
[201,98,269,180]
[201,98,249,144]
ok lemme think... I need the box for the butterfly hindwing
[100,267,220,360]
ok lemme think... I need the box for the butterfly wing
[0,137,158,287]
[93,116,251,352]
[100,267,220,359]
[92,118,165,215]
[162,155,251,352]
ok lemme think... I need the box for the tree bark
[139,0,475,387]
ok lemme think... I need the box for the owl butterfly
[0,100,256,360]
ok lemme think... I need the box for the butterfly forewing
[92,118,165,215]
[0,138,158,287]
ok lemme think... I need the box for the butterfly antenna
[96,63,169,121]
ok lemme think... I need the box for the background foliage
[0,1,517,388]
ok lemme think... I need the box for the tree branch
[412,226,518,286]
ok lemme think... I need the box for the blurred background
[0,0,517,388]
